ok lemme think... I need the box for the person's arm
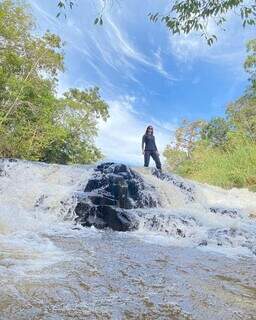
[154,137,159,154]
[142,135,145,154]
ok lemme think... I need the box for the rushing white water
[1,160,256,259]
[134,167,256,256]
[0,159,92,276]
[0,159,256,320]
[135,167,256,215]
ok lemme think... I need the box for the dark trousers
[144,150,161,170]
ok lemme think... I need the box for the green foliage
[165,104,256,191]
[149,0,256,44]
[226,96,256,141]
[201,117,230,147]
[57,0,255,44]
[0,0,109,164]
[174,119,205,158]
[164,38,256,190]
[56,0,75,18]
[244,39,256,91]
[163,146,187,172]
[175,140,256,191]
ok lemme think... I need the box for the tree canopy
[0,0,109,164]
[244,39,256,91]
[164,38,256,190]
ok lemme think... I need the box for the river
[0,159,255,320]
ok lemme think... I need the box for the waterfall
[0,159,256,256]
[0,159,93,277]
[134,167,256,255]
[1,159,256,320]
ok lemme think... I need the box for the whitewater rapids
[0,159,256,320]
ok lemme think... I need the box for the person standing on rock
[142,125,162,171]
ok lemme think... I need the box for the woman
[142,125,162,171]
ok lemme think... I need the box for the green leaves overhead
[57,0,75,18]
[57,0,255,44]
[94,16,103,25]
[149,0,256,44]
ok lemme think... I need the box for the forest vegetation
[1,0,256,191]
[164,39,256,190]
[0,0,109,164]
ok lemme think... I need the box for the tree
[0,0,109,164]
[149,0,256,45]
[225,38,256,143]
[163,145,187,171]
[57,0,256,44]
[175,119,205,158]
[201,117,230,147]
[244,39,256,91]
[44,87,109,164]
[226,97,256,142]
[163,38,256,190]
[163,119,205,172]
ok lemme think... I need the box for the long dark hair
[145,125,154,135]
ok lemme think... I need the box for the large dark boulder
[75,162,159,232]
[75,202,139,231]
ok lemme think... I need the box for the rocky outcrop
[209,207,239,218]
[152,169,195,202]
[75,162,160,231]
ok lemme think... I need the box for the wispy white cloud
[169,15,254,71]
[154,48,178,81]
[29,1,60,26]
[105,16,177,81]
[30,0,177,86]
[28,0,253,164]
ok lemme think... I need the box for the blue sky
[28,0,255,164]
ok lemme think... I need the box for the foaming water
[0,159,92,279]
[0,159,92,232]
[0,160,256,320]
[135,167,256,213]
[134,167,256,256]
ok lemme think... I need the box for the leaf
[57,1,64,8]
[207,38,213,46]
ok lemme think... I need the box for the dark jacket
[142,134,157,151]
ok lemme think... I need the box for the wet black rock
[0,168,6,177]
[198,240,208,246]
[210,207,238,218]
[176,228,186,238]
[152,169,195,202]
[76,204,139,231]
[75,162,159,232]
[0,158,17,163]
